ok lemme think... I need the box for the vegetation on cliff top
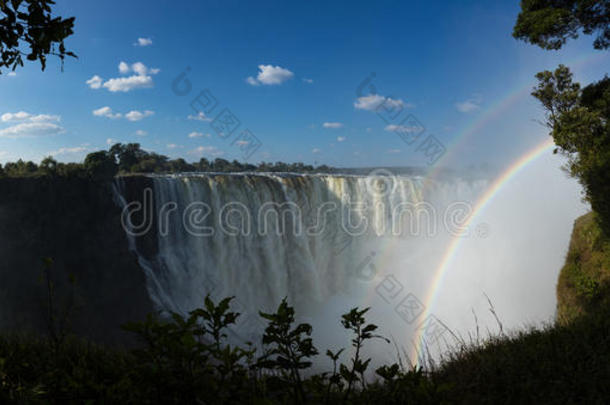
[557,211,610,323]
[0,143,337,180]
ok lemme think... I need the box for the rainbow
[354,50,606,361]
[406,51,608,363]
[410,137,555,364]
[426,50,606,175]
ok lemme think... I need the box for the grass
[1,213,610,403]
[432,306,610,403]
[1,301,610,403]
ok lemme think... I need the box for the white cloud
[118,61,130,74]
[131,62,159,76]
[135,129,147,136]
[116,61,159,76]
[312,148,321,154]
[135,37,153,47]
[103,75,154,92]
[387,149,401,154]
[384,124,421,133]
[1,111,30,122]
[88,62,159,93]
[92,106,122,119]
[125,110,154,121]
[354,94,408,111]
[337,136,346,142]
[7,72,16,77]
[167,143,182,149]
[106,138,116,145]
[30,114,61,122]
[302,78,313,84]
[1,111,60,123]
[234,140,249,146]
[92,107,153,121]
[323,122,343,129]
[189,145,224,156]
[86,75,103,89]
[187,112,212,122]
[0,111,63,138]
[455,99,480,113]
[0,122,64,138]
[48,146,88,156]
[246,64,294,86]
[188,131,210,138]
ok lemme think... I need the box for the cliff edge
[557,212,610,323]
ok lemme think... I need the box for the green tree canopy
[514,1,610,233]
[513,0,610,50]
[0,0,76,73]
[532,65,610,232]
[83,151,118,181]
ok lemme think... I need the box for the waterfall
[114,173,487,344]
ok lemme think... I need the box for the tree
[532,66,610,232]
[513,0,610,50]
[197,157,210,171]
[211,158,230,172]
[515,1,610,234]
[39,155,57,176]
[109,143,148,173]
[83,151,118,180]
[167,158,195,173]
[3,158,37,176]
[0,0,76,74]
[132,152,169,173]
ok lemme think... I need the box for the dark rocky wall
[0,176,154,346]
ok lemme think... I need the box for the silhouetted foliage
[0,0,76,74]
[513,0,610,50]
[2,291,610,403]
[531,65,610,233]
[340,307,389,401]
[257,297,318,403]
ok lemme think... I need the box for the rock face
[0,176,154,345]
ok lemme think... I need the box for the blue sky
[0,0,608,169]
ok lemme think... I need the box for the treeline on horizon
[0,143,336,180]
